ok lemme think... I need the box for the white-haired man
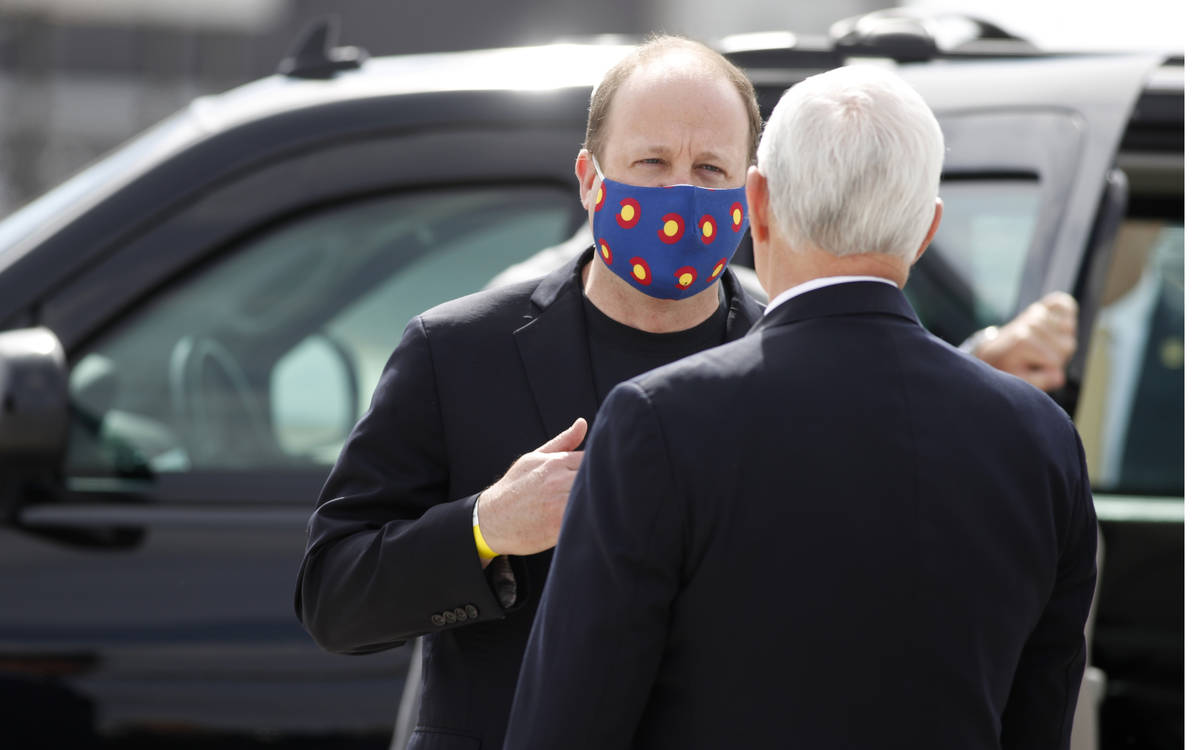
[504,65,1097,750]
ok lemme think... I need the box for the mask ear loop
[590,153,606,183]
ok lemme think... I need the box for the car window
[65,185,576,477]
[1074,219,1183,496]
[903,175,1041,345]
[935,177,1040,324]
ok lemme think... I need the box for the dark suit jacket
[294,249,762,749]
[505,281,1097,750]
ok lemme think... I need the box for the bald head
[585,36,762,168]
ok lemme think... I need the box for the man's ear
[913,198,943,264]
[746,166,774,294]
[575,149,596,211]
[746,166,771,247]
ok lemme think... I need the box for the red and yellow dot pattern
[658,213,685,244]
[707,258,728,282]
[674,265,698,290]
[616,198,641,228]
[629,257,652,285]
[698,214,717,245]
[590,177,748,299]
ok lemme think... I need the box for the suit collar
[528,247,763,331]
[756,280,920,334]
[515,250,598,439]
[722,263,764,339]
[765,275,897,316]
[528,247,589,312]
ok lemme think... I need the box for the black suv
[0,13,1182,749]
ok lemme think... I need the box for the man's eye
[697,164,724,175]
[637,158,665,166]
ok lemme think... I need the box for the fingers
[1003,330,1068,392]
[976,292,1079,392]
[537,417,588,453]
[1028,292,1078,361]
[477,420,589,556]
[1015,325,1065,369]
[555,449,585,472]
[1008,316,1069,392]
[1020,365,1066,392]
[1041,291,1078,319]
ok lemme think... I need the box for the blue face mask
[590,161,748,300]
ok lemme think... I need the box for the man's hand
[973,291,1078,392]
[476,418,588,558]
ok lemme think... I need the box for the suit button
[442,609,457,624]
[465,604,479,619]
[454,607,467,621]
[431,613,445,627]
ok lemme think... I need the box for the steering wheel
[167,335,278,468]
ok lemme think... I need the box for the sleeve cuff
[488,556,518,609]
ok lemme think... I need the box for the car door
[889,53,1180,749]
[0,89,588,744]
[890,53,1162,343]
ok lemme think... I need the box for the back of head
[757,65,944,261]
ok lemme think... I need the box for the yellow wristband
[473,523,498,563]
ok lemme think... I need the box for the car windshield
[0,110,201,265]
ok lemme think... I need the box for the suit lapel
[514,252,600,439]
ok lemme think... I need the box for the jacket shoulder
[417,277,542,337]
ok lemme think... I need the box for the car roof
[190,43,632,136]
[2,20,1183,259]
[0,43,630,279]
[0,23,1182,327]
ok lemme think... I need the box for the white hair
[756,65,944,261]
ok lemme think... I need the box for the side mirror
[0,327,69,516]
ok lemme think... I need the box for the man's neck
[582,259,721,333]
[763,245,911,301]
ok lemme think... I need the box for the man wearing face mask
[295,37,1076,750]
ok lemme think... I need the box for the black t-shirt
[582,292,729,404]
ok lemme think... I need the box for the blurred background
[0,0,1186,220]
[0,3,1187,749]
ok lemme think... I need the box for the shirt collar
[764,276,899,316]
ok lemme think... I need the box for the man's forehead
[606,62,749,154]
[621,50,725,90]
[609,57,743,125]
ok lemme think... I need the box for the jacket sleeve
[504,381,683,750]
[294,314,520,654]
[1001,429,1099,748]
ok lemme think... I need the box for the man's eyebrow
[692,150,732,165]
[638,145,733,164]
